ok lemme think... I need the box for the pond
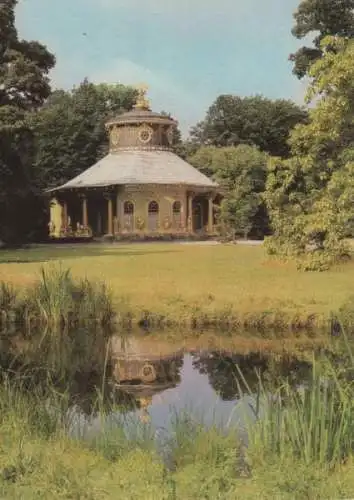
[2,325,336,440]
[68,332,314,439]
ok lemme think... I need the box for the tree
[0,0,55,243]
[189,145,269,239]
[264,37,354,270]
[32,80,137,189]
[290,0,354,78]
[160,110,184,156]
[190,95,308,158]
[192,353,312,400]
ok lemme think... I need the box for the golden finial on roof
[139,396,152,408]
[134,83,150,110]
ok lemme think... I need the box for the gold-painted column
[82,196,88,227]
[188,195,193,233]
[116,192,120,234]
[208,195,214,233]
[107,197,113,235]
[63,201,68,227]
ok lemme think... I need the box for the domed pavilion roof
[50,150,217,190]
[49,85,218,193]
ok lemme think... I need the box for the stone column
[63,201,68,227]
[116,192,120,234]
[188,194,193,233]
[208,195,214,233]
[82,196,88,227]
[107,197,113,235]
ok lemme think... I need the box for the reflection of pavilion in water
[110,336,184,421]
[110,336,314,422]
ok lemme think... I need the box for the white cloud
[53,57,205,136]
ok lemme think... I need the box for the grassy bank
[0,242,353,332]
[2,354,354,499]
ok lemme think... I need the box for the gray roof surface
[106,109,176,126]
[51,150,218,190]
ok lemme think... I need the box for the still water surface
[72,333,313,437]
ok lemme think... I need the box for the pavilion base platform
[48,231,219,244]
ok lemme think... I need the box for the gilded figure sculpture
[134,83,150,110]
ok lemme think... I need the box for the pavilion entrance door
[192,197,208,232]
[193,203,203,231]
[89,198,107,237]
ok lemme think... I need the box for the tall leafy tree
[290,0,354,78]
[160,110,184,156]
[265,37,354,270]
[190,95,308,158]
[189,145,269,239]
[0,0,55,243]
[32,80,137,188]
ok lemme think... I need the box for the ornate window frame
[172,200,181,214]
[138,124,154,144]
[123,200,135,215]
[148,200,159,214]
[147,200,160,231]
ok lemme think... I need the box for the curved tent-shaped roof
[49,150,218,191]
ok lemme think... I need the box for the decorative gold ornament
[136,216,145,230]
[140,364,156,383]
[138,124,153,144]
[163,216,171,230]
[134,83,150,110]
[110,127,120,146]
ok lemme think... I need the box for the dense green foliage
[32,81,137,189]
[189,145,269,238]
[265,37,354,270]
[189,95,308,158]
[0,0,55,243]
[290,0,354,78]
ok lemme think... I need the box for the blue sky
[16,0,308,135]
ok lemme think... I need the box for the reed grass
[0,264,115,328]
[235,331,354,470]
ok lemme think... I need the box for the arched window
[172,201,181,214]
[148,201,159,231]
[123,200,134,231]
[172,201,182,230]
[148,201,159,214]
[124,201,134,215]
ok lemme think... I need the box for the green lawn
[0,242,352,329]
